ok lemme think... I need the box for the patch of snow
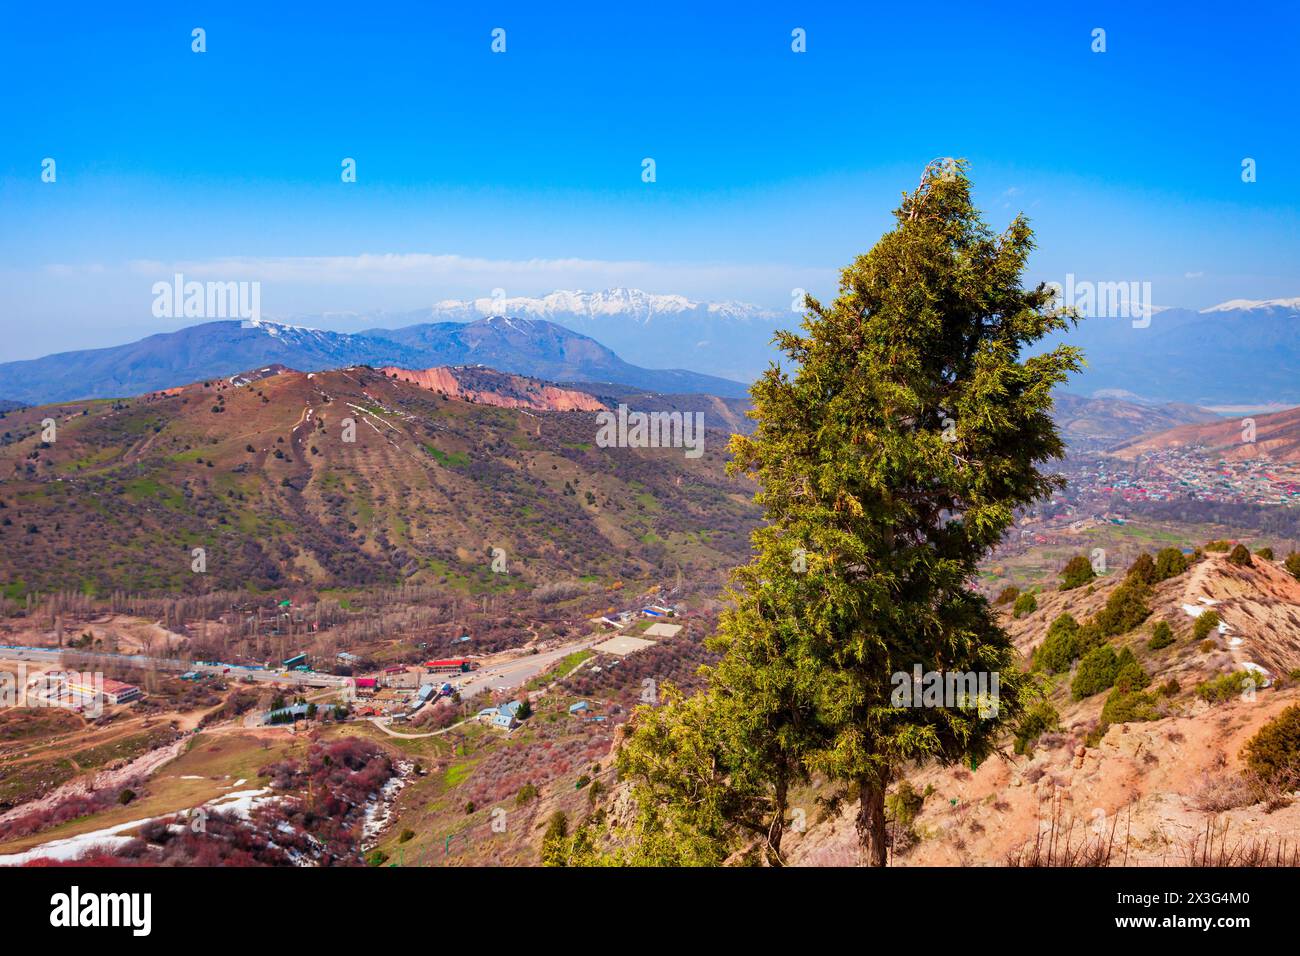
[429,289,781,324]
[0,788,277,866]
[361,761,413,848]
[1200,297,1300,314]
[1242,662,1273,688]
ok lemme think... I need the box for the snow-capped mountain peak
[1200,297,1300,314]
[241,317,351,345]
[430,288,779,324]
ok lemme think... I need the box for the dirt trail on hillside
[1183,555,1300,676]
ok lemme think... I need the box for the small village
[0,594,684,738]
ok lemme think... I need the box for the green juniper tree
[614,160,1081,866]
[1059,553,1096,590]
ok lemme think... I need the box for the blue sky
[2,0,1298,361]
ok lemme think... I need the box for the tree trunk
[856,776,888,867]
[766,774,788,866]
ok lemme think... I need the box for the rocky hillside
[377,366,606,412]
[785,549,1300,866]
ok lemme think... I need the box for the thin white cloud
[40,252,833,313]
[104,253,830,288]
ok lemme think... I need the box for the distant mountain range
[1036,297,1300,406]
[0,314,750,406]
[3,289,1297,410]
[312,289,1300,406]
[301,288,787,384]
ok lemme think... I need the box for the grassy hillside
[0,367,757,596]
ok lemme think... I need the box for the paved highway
[0,645,350,689]
[442,639,598,701]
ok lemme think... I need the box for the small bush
[1285,552,1300,581]
[1191,772,1257,813]
[886,781,927,831]
[1012,591,1038,618]
[1013,701,1060,755]
[1192,610,1221,641]
[1072,645,1119,700]
[1100,687,1160,727]
[1058,555,1096,591]
[1147,620,1175,650]
[398,829,415,843]
[1126,552,1156,585]
[1113,648,1150,693]
[1242,705,1300,790]
[1075,622,1105,655]
[1086,691,1159,749]
[368,850,389,866]
[1035,613,1080,674]
[1228,544,1253,567]
[1196,670,1256,704]
[994,585,1020,606]
[1153,547,1189,582]
[1255,547,1274,561]
[541,811,569,866]
[515,783,539,806]
[1094,578,1152,637]
[1205,539,1232,552]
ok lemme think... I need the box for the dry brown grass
[1181,818,1300,866]
[1189,771,1257,813]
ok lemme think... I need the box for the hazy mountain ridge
[3,289,1297,410]
[364,315,750,397]
[375,289,1300,405]
[345,288,787,383]
[1051,393,1221,453]
[0,315,751,405]
[1039,299,1300,405]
